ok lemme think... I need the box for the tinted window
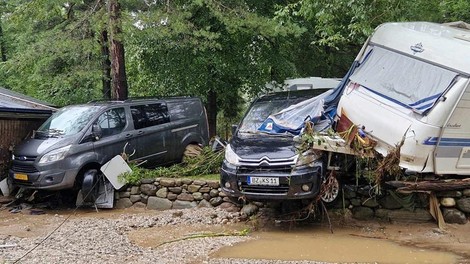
[131,103,170,129]
[167,100,202,120]
[96,108,126,137]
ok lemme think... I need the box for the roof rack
[87,95,192,104]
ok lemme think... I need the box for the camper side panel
[435,82,470,174]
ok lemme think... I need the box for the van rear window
[131,103,170,129]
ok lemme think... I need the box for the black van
[220,89,339,202]
[9,97,209,191]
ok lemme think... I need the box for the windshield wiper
[36,128,64,138]
[239,130,292,137]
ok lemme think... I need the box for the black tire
[81,169,100,203]
[320,171,342,206]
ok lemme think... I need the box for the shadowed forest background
[0,0,469,138]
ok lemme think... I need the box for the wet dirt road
[1,206,469,264]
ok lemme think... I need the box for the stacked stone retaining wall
[115,178,470,224]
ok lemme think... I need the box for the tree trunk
[108,0,128,100]
[386,179,470,192]
[100,30,111,99]
[207,89,217,139]
[0,20,7,62]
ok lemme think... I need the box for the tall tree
[108,0,128,100]
[0,19,6,62]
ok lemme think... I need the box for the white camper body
[336,22,470,175]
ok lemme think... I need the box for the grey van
[9,97,209,192]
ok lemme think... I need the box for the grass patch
[190,174,219,181]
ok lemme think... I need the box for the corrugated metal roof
[0,87,56,112]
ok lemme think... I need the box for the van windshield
[239,90,327,134]
[36,106,101,138]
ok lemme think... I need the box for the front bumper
[220,160,322,201]
[9,161,78,190]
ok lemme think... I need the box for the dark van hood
[230,133,297,160]
[14,137,75,157]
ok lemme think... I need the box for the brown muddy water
[211,227,460,264]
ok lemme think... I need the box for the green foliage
[1,0,469,128]
[440,0,470,22]
[274,0,450,77]
[126,0,304,117]
[0,0,103,106]
[120,146,224,184]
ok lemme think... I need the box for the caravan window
[349,46,458,114]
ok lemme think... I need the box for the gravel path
[0,207,325,264]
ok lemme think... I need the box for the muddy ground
[0,202,469,264]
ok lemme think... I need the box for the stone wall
[114,179,470,224]
[330,185,470,225]
[114,178,239,213]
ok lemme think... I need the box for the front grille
[11,164,39,174]
[241,183,289,194]
[238,165,292,174]
[12,179,33,186]
[238,156,296,167]
[14,155,37,162]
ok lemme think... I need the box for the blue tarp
[258,90,333,135]
[256,60,359,136]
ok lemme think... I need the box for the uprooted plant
[120,146,225,185]
[299,117,404,194]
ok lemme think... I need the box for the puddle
[212,227,460,264]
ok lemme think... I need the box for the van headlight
[39,145,71,164]
[295,149,322,168]
[224,144,240,166]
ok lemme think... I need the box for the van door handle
[125,134,133,138]
[137,131,144,135]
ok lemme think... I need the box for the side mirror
[231,124,238,136]
[92,124,103,141]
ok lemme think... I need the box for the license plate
[14,173,28,181]
[248,177,279,186]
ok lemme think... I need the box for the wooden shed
[0,87,55,178]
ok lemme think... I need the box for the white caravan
[335,22,470,175]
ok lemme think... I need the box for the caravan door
[434,79,470,175]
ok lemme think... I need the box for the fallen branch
[349,234,387,240]
[156,229,250,247]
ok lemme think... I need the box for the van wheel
[320,171,341,205]
[80,169,100,203]
[182,144,202,163]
